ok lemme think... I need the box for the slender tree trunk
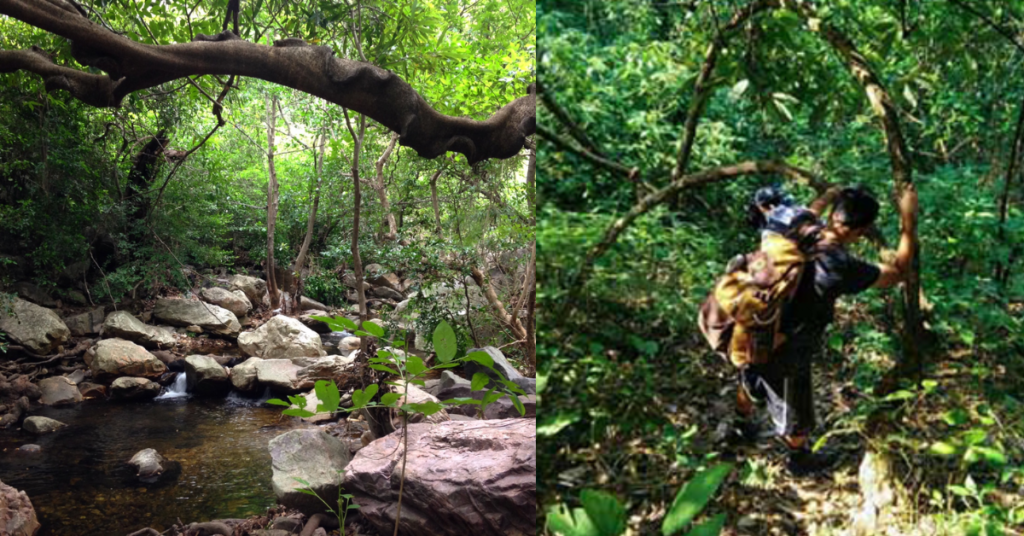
[470,267,528,343]
[343,110,369,325]
[523,240,536,375]
[266,94,281,310]
[292,129,326,308]
[997,92,1024,283]
[372,132,399,240]
[429,168,443,234]
[526,143,536,222]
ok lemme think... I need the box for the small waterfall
[156,373,189,400]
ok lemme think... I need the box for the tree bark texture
[265,94,280,309]
[344,110,369,324]
[429,168,443,234]
[370,132,399,240]
[0,0,535,165]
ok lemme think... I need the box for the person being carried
[729,184,918,476]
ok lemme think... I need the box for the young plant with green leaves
[546,463,733,536]
[292,472,360,535]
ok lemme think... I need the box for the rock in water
[87,338,167,381]
[0,297,70,354]
[183,355,231,396]
[228,274,267,306]
[152,298,240,337]
[231,357,264,393]
[102,311,175,349]
[23,416,66,434]
[269,429,351,515]
[128,448,168,478]
[345,419,535,535]
[110,377,161,400]
[255,359,307,394]
[38,377,83,406]
[238,315,325,360]
[200,287,252,317]
[464,346,523,386]
[0,479,41,536]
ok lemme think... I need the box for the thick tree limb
[538,122,646,190]
[566,160,828,305]
[0,0,534,164]
[538,80,606,157]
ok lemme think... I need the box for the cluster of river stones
[0,272,537,536]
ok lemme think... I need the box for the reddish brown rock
[344,419,535,536]
[0,480,40,536]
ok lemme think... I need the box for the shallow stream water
[0,393,306,535]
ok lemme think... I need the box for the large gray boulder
[483,394,537,419]
[0,480,41,536]
[296,354,359,385]
[228,274,267,306]
[297,297,327,312]
[238,315,324,360]
[102,311,175,349]
[184,355,231,396]
[152,299,240,337]
[269,429,351,515]
[86,338,167,381]
[0,298,70,354]
[12,282,55,307]
[367,272,401,291]
[345,419,535,536]
[110,377,161,400]
[255,359,308,394]
[23,416,66,434]
[38,377,83,406]
[370,286,404,301]
[231,357,263,393]
[200,287,252,317]
[464,346,523,386]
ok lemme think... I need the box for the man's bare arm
[873,187,918,289]
[808,185,842,217]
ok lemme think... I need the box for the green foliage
[291,472,360,534]
[545,464,733,536]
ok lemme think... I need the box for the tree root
[300,513,339,536]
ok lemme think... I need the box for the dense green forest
[538,0,1023,535]
[0,1,535,535]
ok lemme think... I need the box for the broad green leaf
[942,408,969,427]
[369,364,400,375]
[441,397,481,405]
[380,392,401,406]
[362,321,385,338]
[471,372,491,391]
[684,513,726,536]
[314,380,340,412]
[352,385,379,408]
[406,356,426,377]
[433,320,457,363]
[336,316,358,331]
[463,350,494,369]
[538,412,580,437]
[267,398,291,407]
[283,408,316,418]
[405,401,444,416]
[510,393,525,416]
[537,371,548,394]
[580,489,626,536]
[662,463,733,536]
[546,503,597,536]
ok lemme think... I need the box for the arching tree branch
[0,0,535,164]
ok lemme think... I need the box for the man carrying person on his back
[732,185,918,476]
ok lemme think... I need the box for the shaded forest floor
[543,303,1024,535]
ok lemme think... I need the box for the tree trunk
[372,132,399,240]
[265,94,280,310]
[292,129,326,308]
[470,267,528,343]
[429,168,443,235]
[344,111,369,325]
[526,143,536,223]
[996,92,1024,283]
[523,240,537,375]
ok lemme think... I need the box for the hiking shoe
[785,447,835,477]
[722,418,761,447]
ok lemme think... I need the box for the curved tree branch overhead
[0,0,536,165]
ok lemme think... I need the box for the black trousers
[739,339,817,437]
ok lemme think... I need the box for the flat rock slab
[184,355,231,396]
[87,338,167,381]
[228,274,267,305]
[0,298,70,355]
[102,311,175,349]
[231,357,263,393]
[255,359,308,394]
[200,287,252,317]
[153,299,240,336]
[269,429,351,515]
[110,377,161,400]
[38,376,83,406]
[345,419,535,536]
